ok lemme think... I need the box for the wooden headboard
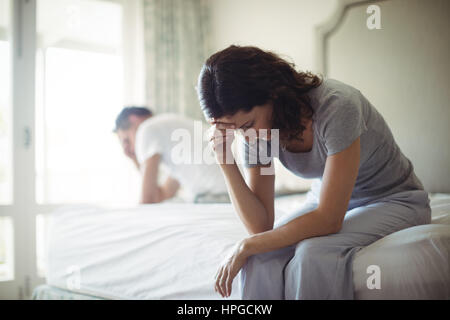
[315,0,450,193]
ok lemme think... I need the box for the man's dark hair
[113,106,153,132]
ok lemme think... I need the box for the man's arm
[131,153,140,171]
[140,154,180,203]
[123,147,140,171]
[160,176,180,200]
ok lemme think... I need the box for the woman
[197,45,430,299]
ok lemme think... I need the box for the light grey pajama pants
[239,189,431,300]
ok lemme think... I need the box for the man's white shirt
[135,113,227,201]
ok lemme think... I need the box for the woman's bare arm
[220,163,275,235]
[242,137,361,255]
[209,122,275,234]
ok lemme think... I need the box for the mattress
[39,193,450,300]
[32,284,102,300]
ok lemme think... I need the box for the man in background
[114,106,228,203]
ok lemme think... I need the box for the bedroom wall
[325,0,450,193]
[208,0,337,72]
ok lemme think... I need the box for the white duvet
[45,194,450,299]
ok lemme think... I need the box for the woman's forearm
[243,208,340,256]
[220,163,272,234]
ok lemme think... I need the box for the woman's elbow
[315,208,344,235]
[327,217,343,234]
[330,221,343,234]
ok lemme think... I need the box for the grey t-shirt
[243,78,424,203]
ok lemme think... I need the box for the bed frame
[314,0,450,193]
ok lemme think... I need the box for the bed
[32,192,449,300]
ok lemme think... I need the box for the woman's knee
[284,238,333,299]
[242,246,295,276]
[416,205,431,225]
[291,237,329,266]
[240,247,295,299]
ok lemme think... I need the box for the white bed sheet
[45,193,450,299]
[46,203,252,299]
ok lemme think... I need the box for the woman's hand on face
[208,120,236,164]
[215,240,250,298]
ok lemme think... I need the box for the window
[36,214,49,278]
[33,0,142,279]
[0,0,12,205]
[0,0,145,296]
[0,217,14,281]
[35,0,140,205]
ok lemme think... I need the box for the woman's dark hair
[197,45,322,141]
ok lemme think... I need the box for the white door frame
[0,0,37,300]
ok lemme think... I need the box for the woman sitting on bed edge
[196,45,431,299]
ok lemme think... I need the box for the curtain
[142,0,210,120]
